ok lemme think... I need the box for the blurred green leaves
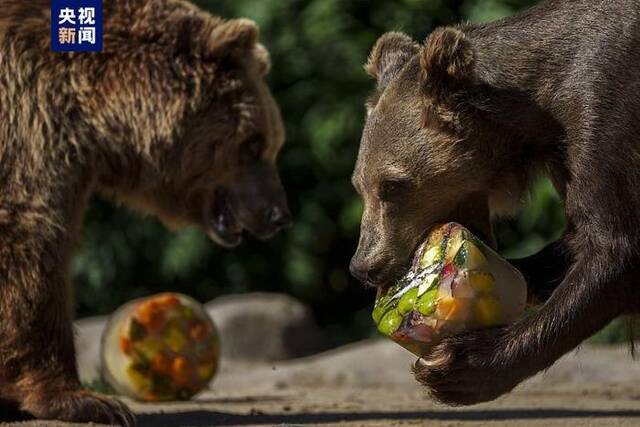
[463,0,518,22]
[496,178,565,259]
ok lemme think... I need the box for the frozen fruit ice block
[101,293,220,401]
[372,223,526,357]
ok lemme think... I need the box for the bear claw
[24,389,135,426]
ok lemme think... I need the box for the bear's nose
[266,206,292,229]
[349,258,381,286]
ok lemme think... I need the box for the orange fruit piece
[189,322,209,341]
[157,294,181,308]
[151,352,171,374]
[119,337,132,355]
[136,301,166,333]
[171,356,193,385]
[436,297,470,322]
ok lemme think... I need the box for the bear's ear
[420,27,475,100]
[172,16,258,61]
[366,32,419,89]
[252,43,271,76]
[205,18,259,59]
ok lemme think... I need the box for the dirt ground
[3,340,640,427]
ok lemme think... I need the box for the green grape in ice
[372,302,388,323]
[398,288,419,315]
[378,310,403,336]
[417,288,438,316]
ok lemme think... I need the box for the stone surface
[205,292,327,362]
[75,315,108,382]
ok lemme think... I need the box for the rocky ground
[2,293,640,427]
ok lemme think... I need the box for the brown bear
[351,0,640,406]
[0,0,290,424]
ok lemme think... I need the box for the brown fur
[353,0,640,407]
[0,0,289,424]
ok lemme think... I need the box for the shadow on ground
[136,408,640,427]
[3,406,640,426]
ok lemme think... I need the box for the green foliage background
[73,0,577,346]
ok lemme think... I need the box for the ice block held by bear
[372,223,526,356]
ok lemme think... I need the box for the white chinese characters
[79,7,96,25]
[55,5,99,48]
[78,27,96,45]
[58,27,76,44]
[58,7,75,25]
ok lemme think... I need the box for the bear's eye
[379,180,410,202]
[241,136,264,162]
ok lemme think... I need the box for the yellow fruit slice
[420,246,442,269]
[136,338,164,360]
[127,365,150,391]
[462,241,489,270]
[426,224,447,248]
[417,273,439,296]
[436,297,470,322]
[468,271,496,293]
[197,362,216,380]
[475,296,501,326]
[445,233,464,263]
[165,326,188,352]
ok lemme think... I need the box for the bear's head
[350,29,538,286]
[94,1,291,248]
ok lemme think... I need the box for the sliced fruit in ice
[404,322,434,342]
[127,365,151,390]
[437,272,455,299]
[436,297,470,322]
[441,262,456,278]
[468,271,496,293]
[119,337,133,355]
[465,241,489,270]
[128,318,146,341]
[445,231,464,262]
[197,362,216,380]
[451,275,475,299]
[398,288,418,315]
[170,356,193,387]
[370,222,527,358]
[165,326,188,352]
[420,245,443,269]
[417,273,439,296]
[137,338,164,360]
[454,241,489,270]
[189,321,209,342]
[372,303,387,323]
[378,310,403,336]
[426,226,447,248]
[417,288,438,315]
[475,296,501,326]
[150,352,171,374]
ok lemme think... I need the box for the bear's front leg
[0,193,134,425]
[413,244,632,405]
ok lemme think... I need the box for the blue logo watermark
[51,0,103,52]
